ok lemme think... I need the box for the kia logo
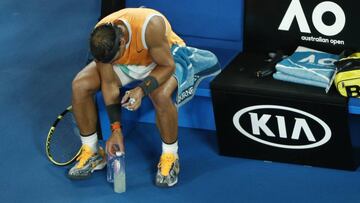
[233,105,331,149]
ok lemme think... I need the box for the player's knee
[150,91,172,112]
[72,74,96,96]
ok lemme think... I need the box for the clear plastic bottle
[107,151,126,193]
[113,152,126,193]
[106,154,115,183]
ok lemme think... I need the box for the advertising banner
[244,0,360,54]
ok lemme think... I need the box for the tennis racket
[45,106,82,166]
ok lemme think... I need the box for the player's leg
[68,61,106,179]
[149,76,180,187]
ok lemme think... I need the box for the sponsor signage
[212,86,355,170]
[279,0,345,42]
[233,105,331,149]
[346,86,360,97]
[244,0,360,54]
[211,0,358,171]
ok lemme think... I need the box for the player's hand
[106,130,125,156]
[121,87,144,111]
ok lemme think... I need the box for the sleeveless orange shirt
[96,8,185,66]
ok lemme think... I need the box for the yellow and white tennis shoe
[155,153,180,187]
[67,145,106,180]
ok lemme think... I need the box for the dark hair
[89,23,124,63]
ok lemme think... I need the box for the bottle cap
[115,151,125,156]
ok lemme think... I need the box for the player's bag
[334,51,360,98]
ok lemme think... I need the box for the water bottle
[106,143,121,182]
[113,152,126,193]
[107,151,126,193]
[107,154,115,183]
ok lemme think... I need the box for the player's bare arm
[97,62,125,154]
[121,16,175,110]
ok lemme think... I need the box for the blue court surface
[1,0,360,202]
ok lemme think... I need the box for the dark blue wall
[126,0,243,50]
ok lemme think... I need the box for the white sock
[162,141,178,158]
[80,132,98,153]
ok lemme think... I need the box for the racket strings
[49,112,82,164]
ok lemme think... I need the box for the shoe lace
[76,145,94,169]
[158,153,176,176]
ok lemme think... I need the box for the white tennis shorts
[113,62,157,87]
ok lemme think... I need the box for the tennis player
[68,7,220,187]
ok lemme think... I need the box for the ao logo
[232,105,332,149]
[278,0,346,36]
[298,54,337,66]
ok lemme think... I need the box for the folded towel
[274,46,338,91]
[172,45,221,107]
[273,71,329,88]
[276,59,336,83]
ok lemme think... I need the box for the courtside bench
[210,0,360,170]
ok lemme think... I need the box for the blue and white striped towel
[172,45,221,107]
[273,46,338,92]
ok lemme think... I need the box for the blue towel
[273,46,338,91]
[172,45,221,107]
[273,71,329,88]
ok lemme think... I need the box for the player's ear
[120,38,126,46]
[118,38,127,49]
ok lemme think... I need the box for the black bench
[211,0,360,170]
